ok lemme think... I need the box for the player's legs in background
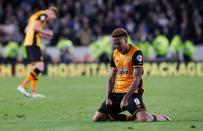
[31,61,44,93]
[17,61,45,98]
[17,63,35,97]
[30,61,45,98]
[19,63,35,88]
[135,111,171,122]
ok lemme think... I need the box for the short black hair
[112,28,128,38]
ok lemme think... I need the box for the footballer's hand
[46,30,54,37]
[106,99,112,107]
[120,98,128,110]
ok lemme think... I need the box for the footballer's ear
[124,36,128,43]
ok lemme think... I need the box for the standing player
[17,7,58,98]
[93,28,171,122]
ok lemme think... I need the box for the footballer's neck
[121,44,131,55]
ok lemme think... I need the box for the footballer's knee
[35,62,45,72]
[93,111,108,122]
[135,111,148,122]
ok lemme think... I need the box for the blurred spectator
[0,0,202,63]
[78,17,92,46]
[169,35,183,62]
[89,35,112,63]
[152,34,169,58]
[0,43,3,62]
[183,40,195,63]
[0,0,202,46]
[57,38,74,63]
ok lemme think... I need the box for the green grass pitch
[0,76,203,131]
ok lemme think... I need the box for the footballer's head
[46,7,58,20]
[111,28,129,54]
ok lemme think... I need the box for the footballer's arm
[92,68,117,122]
[24,26,28,33]
[120,67,142,109]
[33,20,53,37]
[106,68,117,106]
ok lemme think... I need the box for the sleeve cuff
[133,65,143,68]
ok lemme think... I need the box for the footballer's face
[47,10,57,20]
[112,37,128,54]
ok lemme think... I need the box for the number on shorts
[134,98,140,105]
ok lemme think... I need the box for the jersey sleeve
[37,14,47,22]
[110,54,116,68]
[132,50,143,67]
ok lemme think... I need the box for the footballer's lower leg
[135,111,171,122]
[30,61,44,94]
[20,64,35,89]
[93,111,109,122]
[135,111,154,122]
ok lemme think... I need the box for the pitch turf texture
[0,76,203,131]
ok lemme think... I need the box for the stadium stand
[0,0,202,63]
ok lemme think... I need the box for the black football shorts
[98,93,146,117]
[26,45,43,62]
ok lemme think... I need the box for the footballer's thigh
[127,94,146,119]
[34,61,45,71]
[93,100,120,122]
[93,94,123,122]
[26,45,44,71]
[26,45,44,64]
[126,94,154,122]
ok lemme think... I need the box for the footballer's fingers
[46,30,54,37]
[106,99,112,106]
[120,98,128,110]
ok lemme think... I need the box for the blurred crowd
[0,0,202,46]
[0,0,202,64]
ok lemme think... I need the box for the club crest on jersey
[136,55,143,62]
[118,67,129,75]
[40,15,46,21]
